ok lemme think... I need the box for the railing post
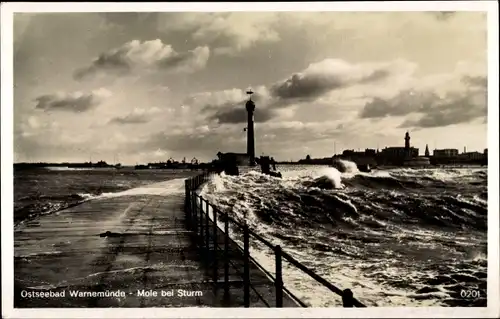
[243,224,250,308]
[205,200,209,252]
[224,211,230,300]
[198,195,203,240]
[199,196,204,249]
[184,182,190,229]
[275,245,283,308]
[212,204,218,286]
[342,289,354,307]
[192,192,198,235]
[184,181,188,201]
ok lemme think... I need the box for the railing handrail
[184,171,365,308]
[205,194,365,307]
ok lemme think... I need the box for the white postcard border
[1,1,499,318]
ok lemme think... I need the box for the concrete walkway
[14,179,299,308]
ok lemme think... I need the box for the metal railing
[184,172,365,308]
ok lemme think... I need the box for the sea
[13,167,199,225]
[13,163,487,307]
[199,161,488,307]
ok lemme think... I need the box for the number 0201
[460,290,481,298]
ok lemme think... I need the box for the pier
[14,173,364,308]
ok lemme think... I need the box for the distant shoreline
[276,162,487,168]
[13,161,487,172]
[12,164,207,171]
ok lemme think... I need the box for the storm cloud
[34,88,111,112]
[208,107,275,124]
[462,75,487,89]
[74,39,210,80]
[359,72,487,128]
[184,86,280,124]
[400,90,487,128]
[269,59,417,102]
[12,10,488,164]
[189,58,419,124]
[359,90,440,118]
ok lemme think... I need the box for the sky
[13,11,488,164]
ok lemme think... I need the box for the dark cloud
[34,89,111,112]
[271,68,391,102]
[359,72,487,128]
[269,59,412,102]
[208,107,275,124]
[190,59,417,123]
[361,69,392,83]
[270,73,342,100]
[189,87,280,124]
[359,90,439,118]
[400,91,487,128]
[462,75,487,89]
[184,59,417,122]
[74,39,210,80]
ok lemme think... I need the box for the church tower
[425,144,430,157]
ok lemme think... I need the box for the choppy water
[13,163,488,307]
[14,167,199,225]
[199,162,488,307]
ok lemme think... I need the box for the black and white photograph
[1,1,499,318]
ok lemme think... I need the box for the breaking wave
[14,193,98,226]
[199,162,487,307]
[14,173,187,227]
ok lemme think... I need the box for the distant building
[338,149,377,167]
[341,149,376,156]
[376,132,422,166]
[433,149,459,157]
[484,148,488,156]
[94,160,109,167]
[343,150,365,156]
[365,148,376,156]
[425,144,430,157]
[380,147,419,159]
[459,151,483,161]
